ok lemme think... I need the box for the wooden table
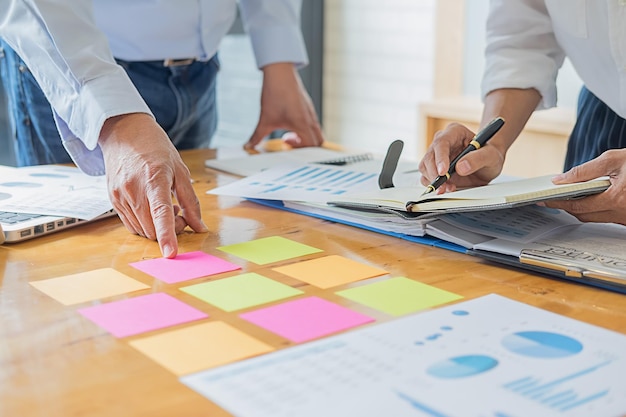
[2,149,625,417]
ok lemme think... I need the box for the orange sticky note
[128,321,274,376]
[29,268,150,305]
[272,255,388,289]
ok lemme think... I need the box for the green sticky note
[180,273,303,312]
[217,236,323,265]
[336,277,463,316]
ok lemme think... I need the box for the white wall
[323,0,436,161]
[324,0,584,163]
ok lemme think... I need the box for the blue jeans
[0,40,219,166]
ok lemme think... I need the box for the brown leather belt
[162,58,196,67]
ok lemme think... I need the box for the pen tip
[421,185,435,196]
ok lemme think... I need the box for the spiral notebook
[205,147,375,177]
[328,175,611,217]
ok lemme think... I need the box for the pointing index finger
[146,183,179,259]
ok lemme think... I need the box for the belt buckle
[163,58,195,67]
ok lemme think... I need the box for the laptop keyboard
[0,211,44,225]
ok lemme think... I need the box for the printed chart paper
[182,294,626,417]
[208,163,379,202]
[0,165,112,220]
[437,205,580,244]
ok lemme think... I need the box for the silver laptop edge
[0,210,116,244]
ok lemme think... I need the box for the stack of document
[205,146,380,177]
[207,155,626,292]
[0,164,113,220]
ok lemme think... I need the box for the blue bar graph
[252,166,377,198]
[318,170,347,186]
[503,360,611,412]
[261,185,288,194]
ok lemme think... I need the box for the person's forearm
[480,88,542,157]
[0,0,150,152]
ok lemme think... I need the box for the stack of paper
[208,158,626,291]
[0,165,112,220]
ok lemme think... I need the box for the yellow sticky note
[29,268,150,305]
[129,321,274,376]
[218,236,323,265]
[180,272,303,312]
[272,255,388,289]
[336,277,463,316]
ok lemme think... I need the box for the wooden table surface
[2,149,626,417]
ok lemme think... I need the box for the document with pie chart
[182,294,626,417]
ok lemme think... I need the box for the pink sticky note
[78,293,208,338]
[240,296,374,343]
[130,251,241,284]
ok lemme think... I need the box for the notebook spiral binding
[315,153,374,166]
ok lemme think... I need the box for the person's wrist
[261,62,298,84]
[98,113,152,149]
[262,61,295,74]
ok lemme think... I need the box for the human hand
[546,149,626,225]
[98,113,208,258]
[418,122,506,193]
[244,62,324,151]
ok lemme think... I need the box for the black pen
[420,116,505,196]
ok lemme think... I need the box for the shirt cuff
[248,25,309,69]
[67,66,153,151]
[481,54,560,111]
[55,67,153,175]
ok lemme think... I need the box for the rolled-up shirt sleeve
[482,0,566,110]
[0,0,152,175]
[238,0,308,69]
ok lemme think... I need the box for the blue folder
[247,198,467,254]
[247,198,626,294]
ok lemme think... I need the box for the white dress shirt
[0,0,307,175]
[482,0,626,119]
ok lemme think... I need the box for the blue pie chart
[501,331,582,358]
[426,355,498,379]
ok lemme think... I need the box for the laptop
[0,164,116,244]
[0,209,116,244]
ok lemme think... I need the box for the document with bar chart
[207,163,380,203]
[182,294,626,417]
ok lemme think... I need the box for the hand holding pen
[421,117,505,196]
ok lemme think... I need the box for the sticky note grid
[29,240,463,381]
